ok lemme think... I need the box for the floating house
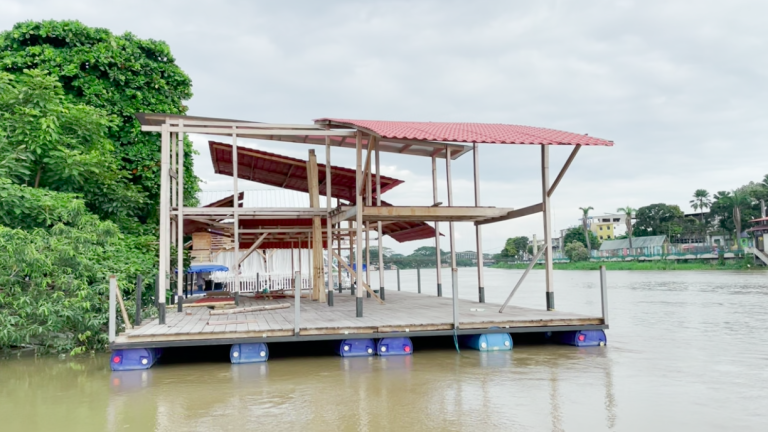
[108,114,613,366]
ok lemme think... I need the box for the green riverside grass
[493,258,763,271]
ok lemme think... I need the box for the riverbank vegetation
[0,20,194,355]
[494,258,761,271]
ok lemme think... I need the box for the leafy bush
[0,181,156,354]
[564,241,590,262]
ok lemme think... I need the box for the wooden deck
[112,291,604,348]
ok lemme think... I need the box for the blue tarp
[187,264,229,273]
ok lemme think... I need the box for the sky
[2,0,767,254]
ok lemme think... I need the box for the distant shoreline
[493,260,765,271]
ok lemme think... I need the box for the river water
[1,269,767,431]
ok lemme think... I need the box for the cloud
[3,0,767,254]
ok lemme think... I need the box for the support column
[233,129,240,306]
[355,131,364,317]
[432,156,442,297]
[473,143,485,303]
[325,137,334,306]
[176,125,185,311]
[375,139,385,300]
[157,123,171,324]
[542,145,555,311]
[365,152,372,299]
[348,219,355,296]
[446,148,459,330]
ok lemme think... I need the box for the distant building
[597,235,668,257]
[588,214,629,241]
[456,251,477,261]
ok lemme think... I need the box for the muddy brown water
[1,269,767,431]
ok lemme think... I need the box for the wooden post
[109,275,116,343]
[600,265,609,325]
[365,141,372,299]
[473,143,485,303]
[307,150,325,302]
[134,274,143,327]
[349,219,355,296]
[177,124,185,311]
[115,281,132,330]
[233,128,240,306]
[157,123,170,324]
[446,147,459,330]
[154,274,159,308]
[325,136,334,305]
[375,139,385,300]
[294,270,301,335]
[291,242,295,288]
[542,145,555,311]
[355,131,364,317]
[432,156,442,297]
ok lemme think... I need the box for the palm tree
[616,206,636,250]
[579,206,593,250]
[690,189,711,224]
[730,190,754,248]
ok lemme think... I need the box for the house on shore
[596,235,668,258]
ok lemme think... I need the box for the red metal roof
[315,119,613,146]
[209,141,403,202]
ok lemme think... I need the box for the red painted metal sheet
[209,141,403,202]
[315,119,613,146]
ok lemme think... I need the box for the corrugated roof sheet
[316,119,613,146]
[599,235,667,251]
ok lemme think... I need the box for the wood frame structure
[131,113,611,343]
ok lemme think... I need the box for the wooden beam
[399,144,412,154]
[332,250,384,304]
[474,203,543,226]
[238,232,268,266]
[209,303,290,316]
[281,165,295,188]
[547,145,581,198]
[362,206,512,222]
[357,136,376,195]
[167,127,357,136]
[114,280,133,330]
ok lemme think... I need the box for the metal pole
[349,219,355,296]
[375,139,385,301]
[294,270,301,335]
[365,149,372,299]
[542,145,555,311]
[600,265,609,326]
[397,267,401,291]
[355,131,364,317]
[432,156,442,297]
[446,147,459,330]
[134,274,143,327]
[325,136,334,306]
[473,143,485,303]
[499,246,546,312]
[417,266,421,294]
[157,123,170,324]
[233,128,240,306]
[177,124,185,312]
[109,275,116,343]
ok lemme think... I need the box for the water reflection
[4,269,768,431]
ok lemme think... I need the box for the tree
[634,203,685,237]
[0,180,157,354]
[368,246,394,262]
[500,238,518,259]
[563,226,600,250]
[564,241,589,262]
[690,189,711,224]
[0,70,145,229]
[616,206,635,249]
[411,246,445,257]
[579,206,594,250]
[711,190,756,247]
[0,20,199,223]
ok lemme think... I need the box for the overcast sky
[3,1,767,254]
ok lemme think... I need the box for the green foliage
[0,70,145,230]
[0,20,199,222]
[564,227,601,250]
[634,203,686,237]
[710,190,757,243]
[564,241,590,262]
[0,183,156,354]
